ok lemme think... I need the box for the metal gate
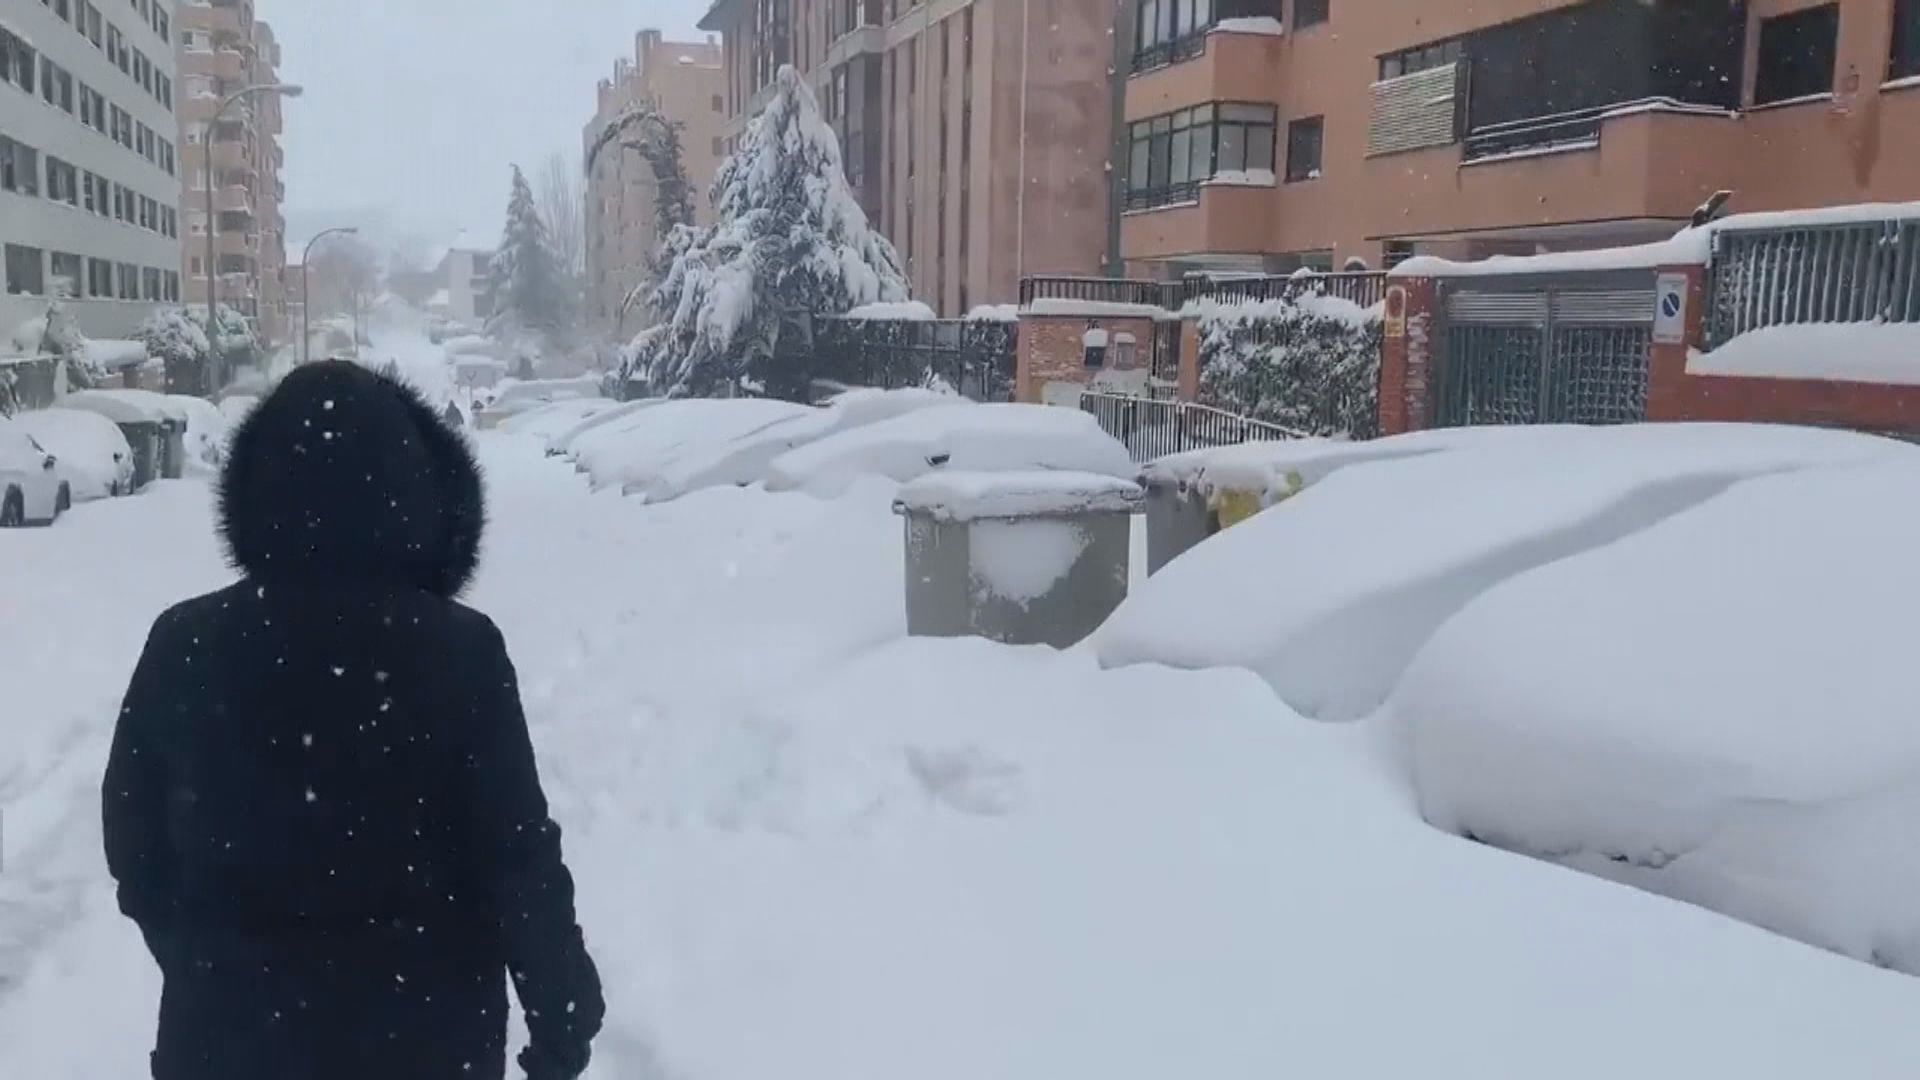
[1436,274,1654,427]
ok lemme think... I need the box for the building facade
[177,0,289,345]
[1119,0,1920,277]
[429,237,494,330]
[584,30,724,342]
[700,0,1123,316]
[1,0,185,342]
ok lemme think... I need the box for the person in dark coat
[103,361,604,1080]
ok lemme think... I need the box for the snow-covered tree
[488,166,574,349]
[625,65,909,399]
[11,301,97,389]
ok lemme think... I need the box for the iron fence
[1080,391,1305,463]
[1435,277,1654,427]
[809,316,1016,402]
[1706,218,1920,346]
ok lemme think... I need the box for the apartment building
[1,0,184,342]
[1120,0,1920,277]
[700,0,1122,316]
[176,0,289,344]
[584,30,724,340]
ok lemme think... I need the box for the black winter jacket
[103,362,604,1080]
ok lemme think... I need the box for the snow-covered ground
[8,413,1920,1076]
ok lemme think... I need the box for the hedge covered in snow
[1193,293,1383,439]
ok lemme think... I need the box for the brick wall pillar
[1378,278,1437,435]
[1179,317,1201,402]
[1645,263,1707,422]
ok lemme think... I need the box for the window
[0,136,41,196]
[84,171,108,214]
[5,245,46,295]
[51,0,74,22]
[1898,0,1920,81]
[1134,0,1225,69]
[1379,37,1463,81]
[40,58,75,112]
[1294,0,1329,29]
[713,135,724,155]
[46,157,79,205]
[3,26,38,93]
[81,85,106,132]
[50,253,83,298]
[118,262,139,300]
[1754,4,1838,105]
[1127,102,1275,208]
[142,267,162,300]
[111,105,134,148]
[88,257,115,298]
[84,2,103,47]
[154,4,169,43]
[107,25,125,72]
[165,270,179,302]
[160,138,175,175]
[1285,116,1323,181]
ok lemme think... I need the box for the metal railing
[1081,391,1305,463]
[1132,32,1207,74]
[1461,97,1726,162]
[1123,181,1203,213]
[1020,276,1169,308]
[1020,271,1388,314]
[1707,218,1920,347]
[1181,270,1387,309]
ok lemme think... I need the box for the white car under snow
[0,417,74,526]
[8,408,135,501]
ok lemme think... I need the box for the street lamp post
[300,227,359,366]
[202,81,302,391]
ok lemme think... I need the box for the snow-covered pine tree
[488,166,574,348]
[627,65,909,399]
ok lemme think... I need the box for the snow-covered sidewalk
[5,431,1920,1077]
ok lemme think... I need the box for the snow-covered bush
[1194,293,1382,438]
[13,302,96,389]
[625,64,910,400]
[136,307,211,375]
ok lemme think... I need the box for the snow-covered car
[762,402,1136,497]
[473,376,605,430]
[8,408,135,501]
[0,417,73,526]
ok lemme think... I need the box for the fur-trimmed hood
[218,361,484,597]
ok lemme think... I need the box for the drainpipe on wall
[1015,0,1031,282]
[1105,0,1131,278]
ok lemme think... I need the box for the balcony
[1121,180,1276,262]
[216,231,260,256]
[216,185,255,215]
[1368,100,1744,247]
[218,273,259,298]
[210,48,249,82]
[210,140,256,173]
[1126,27,1281,122]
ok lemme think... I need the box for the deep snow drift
[8,426,1920,1078]
[1398,459,1920,975]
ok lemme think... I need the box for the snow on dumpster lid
[895,469,1143,521]
[59,388,189,425]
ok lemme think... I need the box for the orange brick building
[1120,0,1920,277]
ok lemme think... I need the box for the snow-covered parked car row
[502,387,1139,503]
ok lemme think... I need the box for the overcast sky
[264,0,713,257]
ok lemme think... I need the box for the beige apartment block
[584,30,725,341]
[1118,0,1920,276]
[177,0,289,345]
[700,0,1123,316]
